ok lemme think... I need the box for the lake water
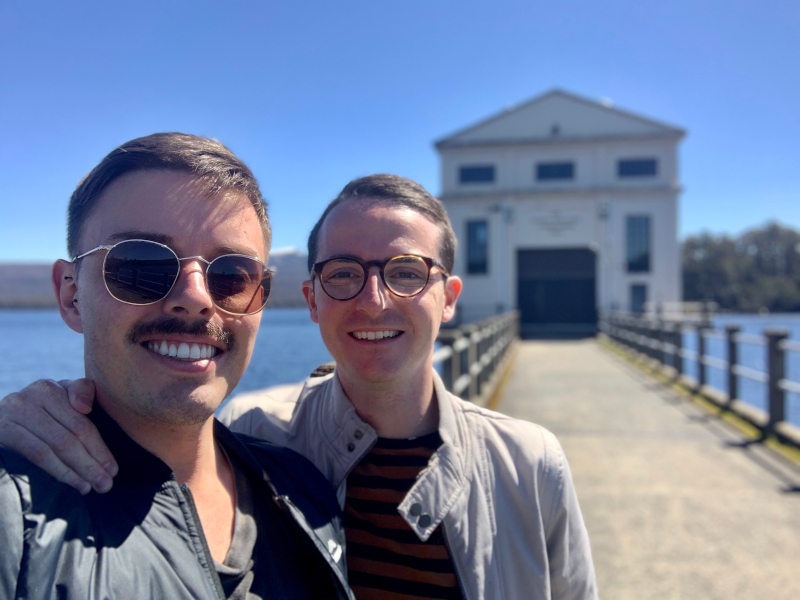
[2,309,799,427]
[0,308,332,402]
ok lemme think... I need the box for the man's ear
[441,275,463,324]
[52,260,83,333]
[301,279,319,323]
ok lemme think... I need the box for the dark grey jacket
[0,406,353,599]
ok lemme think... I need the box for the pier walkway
[493,338,800,600]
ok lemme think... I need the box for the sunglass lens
[207,256,271,315]
[104,241,179,304]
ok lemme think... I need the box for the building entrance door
[516,248,597,338]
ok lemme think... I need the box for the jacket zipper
[177,481,227,599]
[273,494,354,600]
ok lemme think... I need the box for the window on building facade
[536,161,574,181]
[630,283,647,314]
[459,165,495,184]
[626,215,651,272]
[466,220,489,274]
[618,158,657,177]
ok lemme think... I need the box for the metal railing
[435,311,519,405]
[600,312,800,447]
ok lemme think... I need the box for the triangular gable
[436,89,685,147]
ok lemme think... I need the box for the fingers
[60,378,96,414]
[0,379,117,494]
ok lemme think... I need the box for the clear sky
[1,0,798,263]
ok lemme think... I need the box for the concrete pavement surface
[493,338,800,600]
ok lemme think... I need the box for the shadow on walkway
[495,338,800,600]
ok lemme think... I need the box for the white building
[435,89,686,336]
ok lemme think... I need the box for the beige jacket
[218,371,598,600]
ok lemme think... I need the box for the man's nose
[354,266,389,307]
[163,259,215,316]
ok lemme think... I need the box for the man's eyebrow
[319,254,363,262]
[213,243,266,259]
[103,232,263,260]
[105,231,173,245]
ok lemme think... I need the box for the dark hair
[67,132,270,255]
[307,174,456,272]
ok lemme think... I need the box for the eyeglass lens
[102,240,270,315]
[318,255,432,300]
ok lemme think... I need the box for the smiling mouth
[146,341,219,360]
[351,330,401,341]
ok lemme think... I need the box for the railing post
[467,326,479,401]
[638,318,648,356]
[725,325,740,403]
[657,320,667,366]
[672,323,683,375]
[697,326,708,390]
[643,319,653,360]
[436,328,459,392]
[765,329,788,428]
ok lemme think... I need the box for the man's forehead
[83,173,266,256]
[323,200,431,228]
[318,201,441,256]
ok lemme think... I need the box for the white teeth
[353,330,400,341]
[148,341,217,360]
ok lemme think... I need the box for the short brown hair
[67,132,270,255]
[307,174,456,272]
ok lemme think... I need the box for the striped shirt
[344,432,463,600]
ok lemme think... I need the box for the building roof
[435,88,686,149]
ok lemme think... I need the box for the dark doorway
[517,248,597,338]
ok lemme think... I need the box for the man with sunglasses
[0,132,352,599]
[1,174,597,598]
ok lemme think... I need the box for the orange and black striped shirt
[344,432,463,600]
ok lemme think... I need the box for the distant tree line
[683,221,800,312]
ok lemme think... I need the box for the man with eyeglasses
[0,174,597,599]
[0,132,352,599]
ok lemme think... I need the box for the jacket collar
[90,403,174,487]
[90,404,254,490]
[314,369,473,540]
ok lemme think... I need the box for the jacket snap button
[418,514,432,528]
[409,503,422,516]
[353,429,364,440]
[347,442,356,452]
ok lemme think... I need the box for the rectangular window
[466,220,489,274]
[626,215,651,272]
[630,284,647,314]
[618,158,657,177]
[536,161,574,181]
[459,165,495,184]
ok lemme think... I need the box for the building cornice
[439,183,684,201]
[436,131,684,150]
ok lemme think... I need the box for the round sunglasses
[72,239,272,315]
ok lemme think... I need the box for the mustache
[128,318,233,351]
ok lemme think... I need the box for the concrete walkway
[494,338,800,600]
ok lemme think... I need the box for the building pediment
[435,89,685,148]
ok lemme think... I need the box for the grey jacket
[219,372,598,600]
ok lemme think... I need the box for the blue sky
[1,0,798,263]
